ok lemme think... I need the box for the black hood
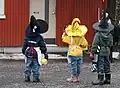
[25,25,39,37]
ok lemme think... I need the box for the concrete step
[0,53,91,63]
[0,44,68,53]
[0,53,67,60]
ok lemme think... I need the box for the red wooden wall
[0,0,107,47]
[56,0,107,46]
[0,0,29,46]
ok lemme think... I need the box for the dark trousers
[109,46,113,63]
[97,55,110,73]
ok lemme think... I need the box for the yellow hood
[65,18,88,36]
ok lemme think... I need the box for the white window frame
[0,0,6,19]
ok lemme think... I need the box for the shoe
[67,76,79,83]
[33,76,40,82]
[25,76,30,82]
[92,74,104,85]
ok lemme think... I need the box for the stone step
[0,53,67,60]
[0,44,68,53]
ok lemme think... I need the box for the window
[0,0,6,19]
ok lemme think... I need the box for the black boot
[92,74,104,85]
[33,76,40,82]
[25,76,30,82]
[104,73,111,84]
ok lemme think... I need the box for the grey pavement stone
[0,60,120,88]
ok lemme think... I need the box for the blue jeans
[68,56,82,77]
[97,55,110,73]
[25,56,40,77]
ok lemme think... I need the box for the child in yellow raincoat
[62,18,88,82]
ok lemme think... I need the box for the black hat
[93,18,114,32]
[28,15,48,34]
[25,15,49,37]
[36,19,48,33]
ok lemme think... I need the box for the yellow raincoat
[62,18,88,56]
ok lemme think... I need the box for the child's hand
[80,45,86,48]
[44,53,48,60]
[63,32,67,36]
[89,52,94,60]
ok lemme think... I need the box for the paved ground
[0,59,120,88]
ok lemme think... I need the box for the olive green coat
[91,31,113,56]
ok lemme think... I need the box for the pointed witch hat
[93,11,114,32]
[36,19,48,33]
[26,15,48,36]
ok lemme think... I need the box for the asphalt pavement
[0,59,120,88]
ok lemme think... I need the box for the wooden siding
[0,0,29,46]
[56,0,107,46]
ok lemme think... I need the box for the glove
[44,53,48,60]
